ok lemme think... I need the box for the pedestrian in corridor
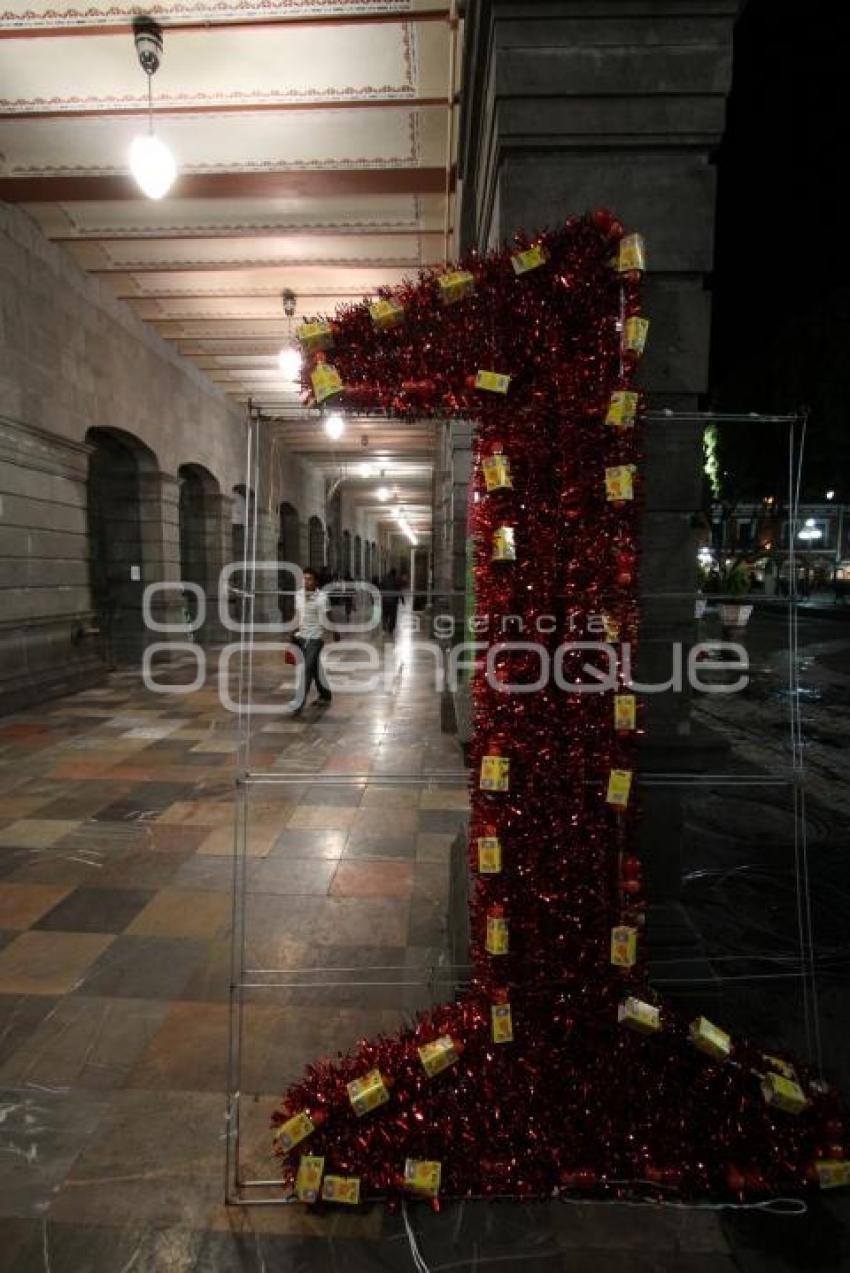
[291,568,332,714]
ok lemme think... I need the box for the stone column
[137,471,185,656]
[457,0,738,966]
[199,491,233,646]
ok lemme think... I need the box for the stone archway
[86,426,160,664]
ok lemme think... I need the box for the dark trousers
[292,637,330,708]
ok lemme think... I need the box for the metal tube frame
[225,408,821,1206]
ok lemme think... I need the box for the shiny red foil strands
[272,213,844,1206]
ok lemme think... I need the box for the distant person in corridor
[291,568,332,714]
[381,567,404,636]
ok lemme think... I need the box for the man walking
[291,568,332,714]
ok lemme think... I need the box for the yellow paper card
[311,364,343,404]
[492,526,516,560]
[477,835,503,873]
[296,320,333,352]
[618,996,660,1034]
[610,925,637,967]
[511,243,548,275]
[605,465,634,502]
[491,1002,514,1043]
[275,1111,315,1152]
[605,391,638,428]
[623,316,650,355]
[482,453,512,491]
[321,1175,360,1204]
[606,768,632,808]
[614,694,637,731]
[475,370,511,394]
[369,298,405,330]
[480,755,510,792]
[485,913,509,955]
[404,1159,442,1197]
[295,1155,324,1203]
[438,270,475,304]
[616,233,646,273]
[418,1035,459,1078]
[346,1069,390,1117]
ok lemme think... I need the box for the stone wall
[0,204,328,710]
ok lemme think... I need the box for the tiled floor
[0,617,754,1269]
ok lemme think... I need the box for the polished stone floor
[0,615,841,1270]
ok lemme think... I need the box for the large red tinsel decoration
[271,213,844,1205]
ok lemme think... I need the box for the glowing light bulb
[376,486,391,502]
[359,463,375,478]
[324,413,344,441]
[277,346,302,381]
[129,133,176,199]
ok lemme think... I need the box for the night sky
[710,0,850,501]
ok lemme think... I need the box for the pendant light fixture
[129,17,177,200]
[277,290,302,381]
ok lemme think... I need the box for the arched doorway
[86,426,159,664]
[308,515,325,573]
[230,485,254,627]
[179,463,220,636]
[278,501,300,621]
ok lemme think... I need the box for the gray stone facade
[453,0,740,948]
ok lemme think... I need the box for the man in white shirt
[291,568,332,713]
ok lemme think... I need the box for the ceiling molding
[0,5,450,39]
[0,166,452,202]
[0,95,448,121]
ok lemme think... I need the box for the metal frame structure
[224,407,820,1207]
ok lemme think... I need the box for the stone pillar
[0,415,104,712]
[137,471,185,654]
[253,511,281,628]
[199,491,233,646]
[457,0,738,965]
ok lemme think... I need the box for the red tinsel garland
[271,212,844,1205]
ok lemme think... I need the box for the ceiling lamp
[129,18,176,199]
[277,291,301,380]
[376,486,391,502]
[278,345,301,381]
[325,413,345,441]
[359,463,375,478]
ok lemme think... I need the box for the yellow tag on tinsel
[605,391,639,428]
[311,363,343,404]
[614,694,637,731]
[482,453,512,492]
[763,1054,797,1082]
[480,755,510,792]
[369,298,405,330]
[404,1158,442,1197]
[347,1069,390,1117]
[511,243,548,275]
[475,369,511,395]
[762,1072,808,1115]
[623,316,650,356]
[615,233,646,274]
[295,1155,324,1203]
[606,768,633,808]
[491,1000,514,1043]
[618,996,660,1034]
[275,1110,315,1152]
[492,526,516,561]
[816,1161,850,1189]
[418,1035,459,1078]
[438,270,475,305]
[689,1016,732,1061]
[477,834,502,873]
[605,465,635,502]
[485,911,509,955]
[296,320,333,353]
[322,1175,360,1204]
[602,614,620,643]
[610,925,637,968]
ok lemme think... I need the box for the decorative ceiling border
[11,150,419,175]
[1,85,419,112]
[0,0,413,31]
[59,217,426,233]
